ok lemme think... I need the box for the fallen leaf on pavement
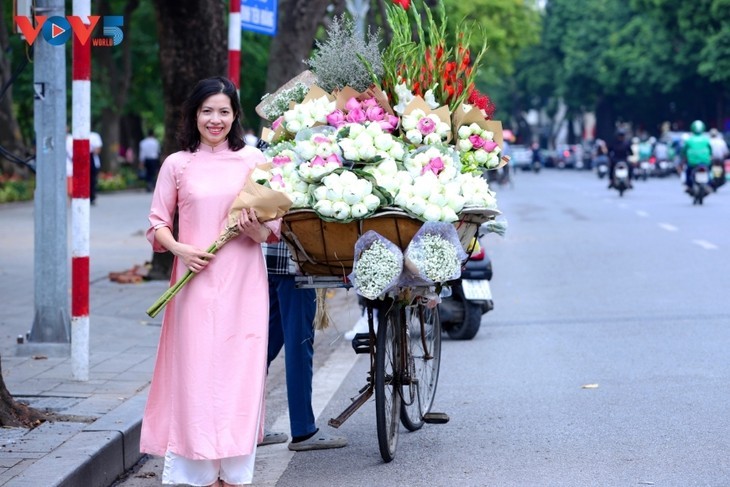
[581,383,599,389]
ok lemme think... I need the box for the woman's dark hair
[177,76,245,152]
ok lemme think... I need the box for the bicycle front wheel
[375,300,401,462]
[400,300,442,431]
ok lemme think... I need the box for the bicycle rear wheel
[375,301,402,462]
[400,300,442,431]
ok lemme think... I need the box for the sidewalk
[0,191,358,486]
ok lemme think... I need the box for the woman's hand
[173,243,215,274]
[238,208,271,243]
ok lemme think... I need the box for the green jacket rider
[683,120,712,167]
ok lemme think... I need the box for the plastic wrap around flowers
[349,231,404,300]
[402,222,467,287]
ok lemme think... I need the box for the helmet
[690,120,705,134]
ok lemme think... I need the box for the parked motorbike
[688,165,711,205]
[611,160,632,196]
[439,236,493,340]
[709,160,726,192]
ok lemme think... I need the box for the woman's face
[196,93,235,147]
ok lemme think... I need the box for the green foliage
[239,31,271,130]
[0,177,35,203]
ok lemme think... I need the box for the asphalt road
[115,169,730,486]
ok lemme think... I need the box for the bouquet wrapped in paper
[146,173,293,318]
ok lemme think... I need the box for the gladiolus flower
[392,0,410,9]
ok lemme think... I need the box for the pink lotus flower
[311,155,327,167]
[365,106,385,122]
[469,134,486,149]
[272,155,291,166]
[313,135,331,144]
[272,116,283,130]
[422,156,444,175]
[325,154,342,165]
[345,97,361,112]
[361,98,378,109]
[326,110,346,127]
[271,173,285,186]
[417,117,436,135]
[346,108,367,124]
[483,140,499,152]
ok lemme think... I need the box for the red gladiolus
[392,0,410,9]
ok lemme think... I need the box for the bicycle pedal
[423,412,450,424]
[351,332,371,354]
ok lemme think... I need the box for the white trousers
[162,450,256,486]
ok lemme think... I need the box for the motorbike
[688,165,711,205]
[709,160,726,192]
[611,160,632,197]
[439,235,494,340]
[595,155,609,179]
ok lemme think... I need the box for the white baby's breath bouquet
[349,231,404,300]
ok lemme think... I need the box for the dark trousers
[143,158,160,192]
[90,156,98,204]
[267,274,317,438]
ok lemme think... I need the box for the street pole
[18,0,71,357]
[71,0,92,381]
[228,0,241,90]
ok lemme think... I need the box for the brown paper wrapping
[226,176,293,228]
[403,96,453,144]
[255,70,318,121]
[451,104,508,169]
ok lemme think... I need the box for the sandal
[258,430,288,446]
[287,429,347,451]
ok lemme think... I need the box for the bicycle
[288,208,496,462]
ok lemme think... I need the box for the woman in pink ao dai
[141,77,280,487]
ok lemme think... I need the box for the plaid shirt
[262,241,298,275]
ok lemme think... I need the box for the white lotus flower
[363,193,380,211]
[332,201,351,220]
[351,202,369,218]
[423,204,442,222]
[441,207,459,222]
[314,199,334,217]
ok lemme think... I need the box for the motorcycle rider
[682,120,712,192]
[607,129,633,188]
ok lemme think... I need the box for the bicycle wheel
[400,300,442,431]
[375,300,401,463]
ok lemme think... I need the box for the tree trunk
[0,6,30,177]
[264,0,340,94]
[0,357,47,428]
[96,0,140,173]
[147,0,228,281]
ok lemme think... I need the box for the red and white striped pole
[228,0,241,90]
[71,0,92,381]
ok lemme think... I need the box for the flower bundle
[337,122,405,163]
[281,94,336,135]
[293,128,344,182]
[310,169,388,222]
[401,108,451,146]
[402,221,467,286]
[457,123,501,173]
[327,96,399,133]
[349,231,404,299]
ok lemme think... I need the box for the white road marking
[692,239,718,250]
[659,223,678,232]
[636,210,649,218]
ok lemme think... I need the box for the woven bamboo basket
[281,207,499,278]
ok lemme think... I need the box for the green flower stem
[146,242,220,318]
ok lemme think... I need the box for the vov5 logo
[15,16,124,47]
